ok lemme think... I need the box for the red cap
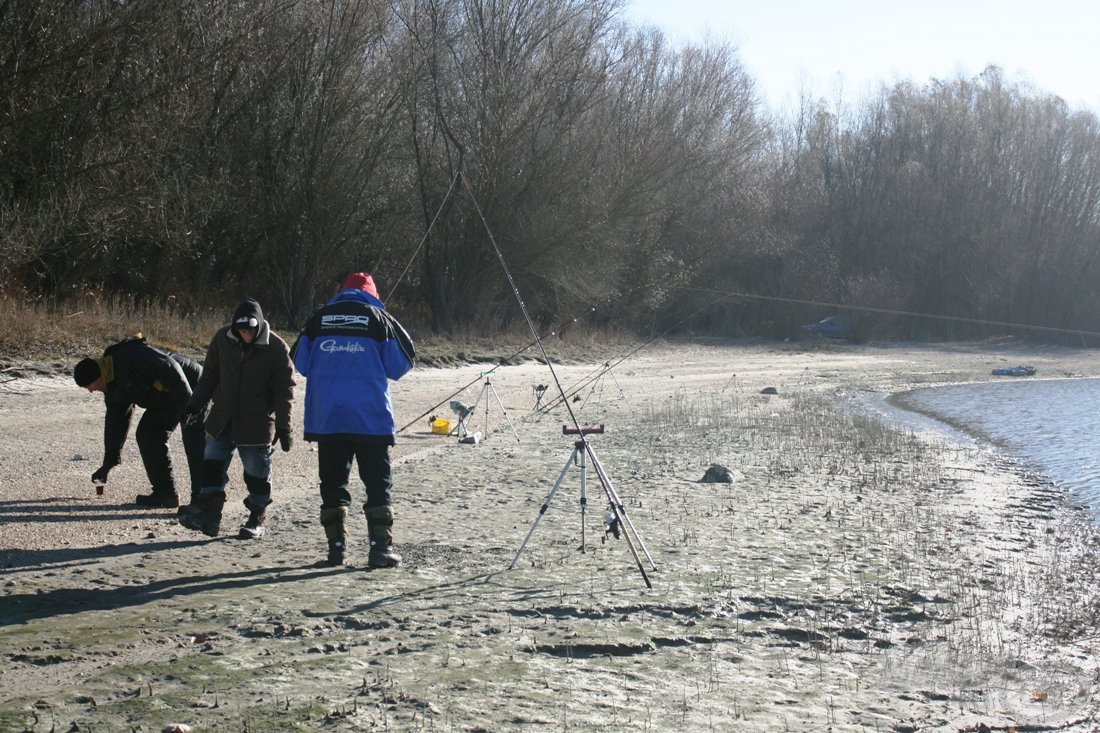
[342,272,378,298]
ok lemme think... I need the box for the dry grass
[370,320,637,368]
[0,290,226,367]
[0,291,639,374]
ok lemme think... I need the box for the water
[893,378,1100,515]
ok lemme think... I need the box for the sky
[621,0,1099,113]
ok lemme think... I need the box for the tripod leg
[608,368,630,408]
[588,446,656,567]
[584,443,657,584]
[489,384,521,442]
[578,444,587,552]
[473,382,490,436]
[452,411,473,438]
[509,446,580,569]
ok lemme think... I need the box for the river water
[891,377,1100,517]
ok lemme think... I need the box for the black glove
[181,404,202,427]
[273,429,293,452]
[91,465,111,485]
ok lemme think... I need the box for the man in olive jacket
[73,335,205,508]
[179,299,296,538]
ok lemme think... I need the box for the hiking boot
[239,501,268,540]
[368,543,401,569]
[327,538,346,566]
[135,491,180,509]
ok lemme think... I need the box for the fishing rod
[395,303,603,435]
[389,167,634,435]
[460,175,656,588]
[537,288,741,414]
[402,280,656,435]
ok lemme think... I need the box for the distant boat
[992,365,1036,377]
[802,315,852,340]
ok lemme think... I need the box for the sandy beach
[2,338,1099,731]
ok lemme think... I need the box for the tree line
[3,0,1098,342]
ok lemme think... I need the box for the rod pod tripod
[578,361,629,411]
[453,375,520,442]
[510,424,657,587]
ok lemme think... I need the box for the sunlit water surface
[895,378,1100,517]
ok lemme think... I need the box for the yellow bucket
[430,418,452,435]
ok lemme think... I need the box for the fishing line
[681,286,1100,339]
[538,288,739,413]
[383,170,461,303]
[541,283,1099,414]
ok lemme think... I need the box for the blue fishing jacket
[291,289,415,443]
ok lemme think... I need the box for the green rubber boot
[321,506,348,566]
[365,504,401,569]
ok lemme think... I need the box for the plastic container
[430,418,452,435]
[93,479,105,496]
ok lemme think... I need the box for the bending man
[292,272,415,567]
[73,335,204,508]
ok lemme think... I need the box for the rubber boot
[181,491,225,537]
[239,475,272,540]
[177,489,200,517]
[321,506,348,566]
[365,504,401,568]
[178,492,206,529]
[239,494,270,539]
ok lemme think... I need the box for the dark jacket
[101,336,200,467]
[291,288,414,443]
[189,299,296,446]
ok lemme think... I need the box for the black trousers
[318,440,392,509]
[135,408,206,496]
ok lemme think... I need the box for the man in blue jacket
[292,272,415,567]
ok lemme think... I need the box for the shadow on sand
[1,562,354,626]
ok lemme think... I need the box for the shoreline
[2,339,1099,731]
[889,375,1100,523]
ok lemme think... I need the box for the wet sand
[2,339,1099,731]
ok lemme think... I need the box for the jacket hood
[233,298,263,325]
[230,298,270,345]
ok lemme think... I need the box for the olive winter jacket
[189,300,296,446]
